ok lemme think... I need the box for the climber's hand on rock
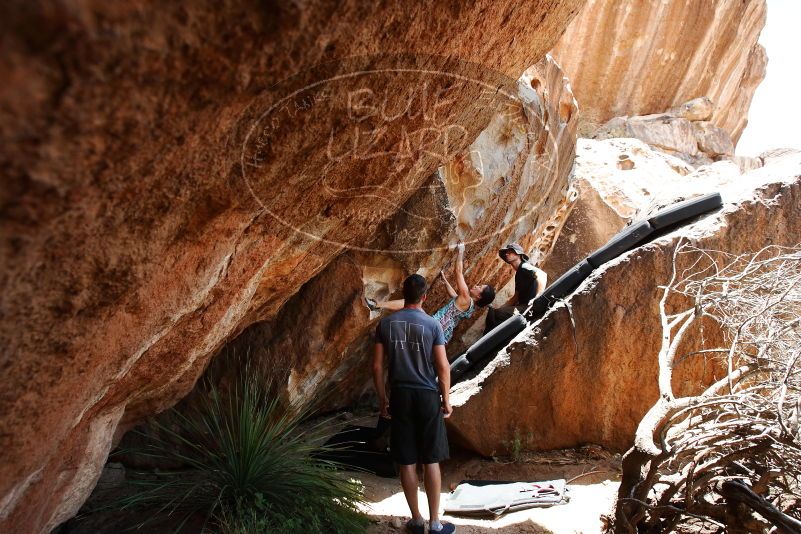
[379,400,391,419]
[456,241,465,256]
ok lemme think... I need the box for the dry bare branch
[612,243,801,533]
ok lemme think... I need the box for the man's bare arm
[372,343,390,417]
[535,268,548,298]
[432,344,452,418]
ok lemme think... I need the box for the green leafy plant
[114,371,369,533]
[501,427,534,463]
[509,428,523,462]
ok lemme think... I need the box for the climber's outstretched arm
[453,243,472,309]
[374,299,405,312]
[439,271,458,298]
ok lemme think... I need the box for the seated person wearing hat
[483,243,547,334]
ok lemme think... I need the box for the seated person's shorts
[484,304,525,335]
[389,387,449,465]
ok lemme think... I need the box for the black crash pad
[450,353,471,378]
[316,417,397,478]
[526,295,548,320]
[525,260,593,321]
[464,313,527,364]
[648,192,723,229]
[586,219,654,268]
[451,314,527,383]
[451,193,724,384]
[541,259,593,302]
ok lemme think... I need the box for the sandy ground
[62,414,621,533]
[356,447,621,534]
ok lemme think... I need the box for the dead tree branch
[612,243,801,533]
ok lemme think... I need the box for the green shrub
[116,371,369,533]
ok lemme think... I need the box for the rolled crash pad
[541,259,593,302]
[450,314,526,382]
[524,260,593,321]
[463,313,527,364]
[587,219,654,268]
[648,192,722,229]
[449,353,471,381]
[525,295,548,321]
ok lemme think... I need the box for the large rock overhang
[0,1,583,531]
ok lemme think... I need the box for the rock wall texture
[550,0,767,142]
[541,136,754,280]
[448,149,801,456]
[591,97,738,168]
[211,55,579,413]
[0,2,584,531]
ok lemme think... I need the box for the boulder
[730,155,763,173]
[208,55,580,411]
[670,96,714,122]
[93,464,125,495]
[550,0,767,142]
[0,2,584,531]
[612,114,698,155]
[591,99,738,167]
[692,121,734,157]
[761,147,801,163]
[448,151,801,455]
[541,137,737,280]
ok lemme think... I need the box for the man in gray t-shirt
[376,307,445,391]
[373,274,456,534]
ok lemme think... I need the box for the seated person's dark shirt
[515,262,538,306]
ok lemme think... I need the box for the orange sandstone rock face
[210,55,580,413]
[448,152,801,455]
[0,2,583,531]
[550,0,767,142]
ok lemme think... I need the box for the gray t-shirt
[376,307,446,392]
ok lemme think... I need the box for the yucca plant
[114,371,369,533]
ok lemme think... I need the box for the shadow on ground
[359,445,621,534]
[368,515,553,533]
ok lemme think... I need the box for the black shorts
[483,305,521,334]
[390,387,449,465]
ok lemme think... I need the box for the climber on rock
[364,242,495,343]
[483,242,547,334]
